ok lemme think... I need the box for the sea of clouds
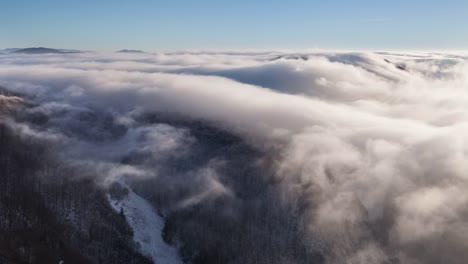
[1,50,468,264]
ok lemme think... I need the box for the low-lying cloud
[1,50,467,263]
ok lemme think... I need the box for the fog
[1,51,467,263]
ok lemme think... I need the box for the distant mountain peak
[13,47,65,54]
[117,49,145,53]
[271,55,309,61]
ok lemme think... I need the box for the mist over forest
[1,50,468,264]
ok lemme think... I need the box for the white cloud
[1,51,468,263]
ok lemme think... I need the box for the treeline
[0,93,327,264]
[130,115,324,264]
[0,123,151,264]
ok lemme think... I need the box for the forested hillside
[0,92,151,264]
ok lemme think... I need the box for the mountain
[0,86,24,113]
[0,48,21,53]
[0,94,23,113]
[0,86,153,264]
[13,47,66,54]
[57,49,82,53]
[271,54,309,61]
[117,49,145,53]
[384,58,408,71]
[2,48,82,54]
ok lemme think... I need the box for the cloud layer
[1,51,468,263]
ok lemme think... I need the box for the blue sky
[1,0,467,51]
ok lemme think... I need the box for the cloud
[1,51,468,263]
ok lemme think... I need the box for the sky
[1,0,468,51]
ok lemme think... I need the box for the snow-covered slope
[108,182,182,264]
[0,94,23,113]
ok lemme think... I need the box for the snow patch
[108,182,182,264]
